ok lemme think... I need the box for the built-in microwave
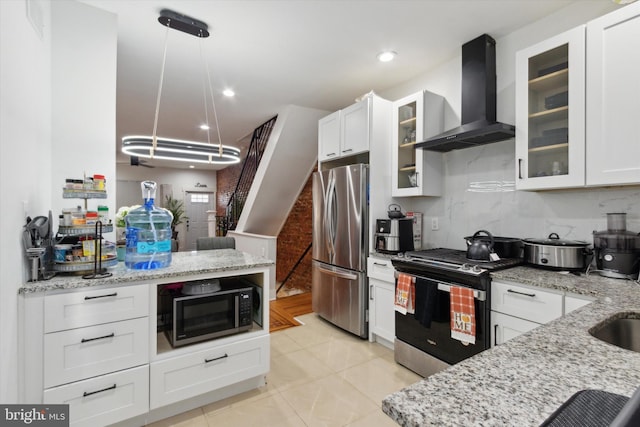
[161,284,253,347]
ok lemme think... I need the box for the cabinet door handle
[342,148,353,153]
[81,332,115,343]
[84,292,117,300]
[518,158,523,180]
[370,284,374,300]
[83,384,116,397]
[327,152,337,157]
[494,324,499,346]
[373,262,387,267]
[205,353,228,363]
[507,289,536,298]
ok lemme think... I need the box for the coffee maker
[375,218,414,254]
[593,213,640,279]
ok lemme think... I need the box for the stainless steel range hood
[415,34,515,152]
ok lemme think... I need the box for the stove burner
[399,248,523,272]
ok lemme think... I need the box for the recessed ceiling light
[377,51,397,62]
[200,124,210,130]
[223,89,235,97]
[189,165,195,168]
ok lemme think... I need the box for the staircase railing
[224,116,277,233]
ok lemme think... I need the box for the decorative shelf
[57,224,113,235]
[529,68,569,92]
[528,142,569,154]
[51,256,118,273]
[399,141,417,149]
[399,117,417,126]
[529,105,569,123]
[62,190,107,199]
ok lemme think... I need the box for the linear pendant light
[122,9,240,166]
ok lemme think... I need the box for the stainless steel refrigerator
[312,163,368,338]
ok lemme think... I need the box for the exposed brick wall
[276,172,314,293]
[216,163,243,216]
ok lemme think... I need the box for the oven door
[395,275,489,365]
[172,292,239,347]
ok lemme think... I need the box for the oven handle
[395,271,486,302]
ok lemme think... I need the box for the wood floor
[269,292,313,333]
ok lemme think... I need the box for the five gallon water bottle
[125,181,173,269]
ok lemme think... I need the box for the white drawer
[44,365,148,427]
[367,257,395,282]
[491,281,563,324]
[150,334,269,409]
[44,317,149,388]
[45,284,148,333]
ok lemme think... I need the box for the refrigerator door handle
[325,174,336,258]
[317,265,358,281]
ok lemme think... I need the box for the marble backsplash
[405,140,640,251]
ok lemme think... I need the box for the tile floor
[147,313,421,427]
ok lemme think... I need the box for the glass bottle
[125,181,173,269]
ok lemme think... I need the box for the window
[190,193,209,203]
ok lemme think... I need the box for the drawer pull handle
[507,289,536,298]
[373,262,387,266]
[84,292,118,300]
[83,384,116,397]
[81,333,115,343]
[205,353,228,363]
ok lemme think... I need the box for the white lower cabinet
[150,334,270,409]
[367,257,395,347]
[491,311,541,347]
[491,280,594,347]
[44,317,149,388]
[44,365,149,427]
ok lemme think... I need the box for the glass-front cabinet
[515,26,585,190]
[391,91,443,197]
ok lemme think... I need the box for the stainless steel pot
[523,233,592,271]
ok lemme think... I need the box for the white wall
[377,2,640,250]
[0,0,53,403]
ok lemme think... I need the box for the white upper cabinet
[318,96,372,162]
[515,26,586,190]
[586,2,640,186]
[318,110,341,161]
[391,91,443,197]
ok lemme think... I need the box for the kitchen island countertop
[382,266,640,426]
[19,249,274,294]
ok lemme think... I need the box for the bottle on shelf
[125,181,173,270]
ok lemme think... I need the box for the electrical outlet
[431,217,439,231]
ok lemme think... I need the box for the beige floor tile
[280,374,379,427]
[268,347,334,391]
[203,393,305,427]
[145,408,208,427]
[339,357,422,404]
[282,318,344,348]
[200,382,277,414]
[344,408,400,427]
[308,335,382,373]
[271,330,304,357]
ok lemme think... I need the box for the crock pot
[523,233,592,271]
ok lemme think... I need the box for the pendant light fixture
[121,9,241,166]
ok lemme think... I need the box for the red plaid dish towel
[450,286,476,344]
[394,273,415,315]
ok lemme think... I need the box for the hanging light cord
[151,24,171,158]
[199,37,224,159]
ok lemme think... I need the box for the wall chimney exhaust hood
[415,34,515,152]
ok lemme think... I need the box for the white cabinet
[491,280,594,346]
[150,334,269,409]
[44,365,149,427]
[586,2,640,186]
[391,91,444,197]
[367,257,395,348]
[490,281,563,347]
[515,26,586,190]
[318,110,341,161]
[39,285,150,426]
[515,2,640,191]
[318,94,391,163]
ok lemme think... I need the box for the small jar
[84,177,94,190]
[97,205,109,223]
[93,174,105,191]
[85,211,98,225]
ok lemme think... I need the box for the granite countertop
[383,266,640,426]
[19,249,274,294]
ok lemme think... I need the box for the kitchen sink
[589,313,640,353]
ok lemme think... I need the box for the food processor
[592,213,640,279]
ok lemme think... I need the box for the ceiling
[80,0,590,171]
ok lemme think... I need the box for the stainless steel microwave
[163,285,253,347]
